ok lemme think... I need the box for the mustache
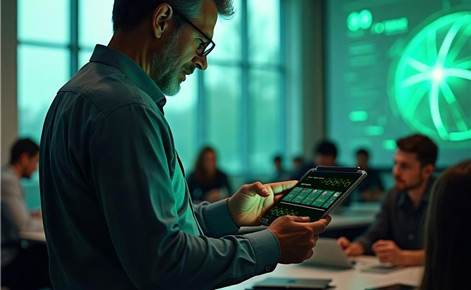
[183,64,196,75]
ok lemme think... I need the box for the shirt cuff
[244,229,280,275]
[202,199,240,237]
[354,237,373,255]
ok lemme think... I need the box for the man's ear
[422,163,435,179]
[152,4,174,39]
[18,152,29,166]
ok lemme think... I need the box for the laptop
[303,238,354,269]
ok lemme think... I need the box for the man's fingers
[307,219,328,234]
[265,180,297,195]
[375,247,392,254]
[374,240,390,246]
[306,249,314,260]
[345,248,352,256]
[245,182,270,197]
[321,215,332,225]
[290,216,311,222]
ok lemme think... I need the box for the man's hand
[372,240,404,266]
[337,236,365,256]
[268,215,331,264]
[227,181,297,227]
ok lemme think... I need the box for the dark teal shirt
[40,45,279,290]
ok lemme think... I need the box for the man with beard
[39,1,330,289]
[337,134,438,266]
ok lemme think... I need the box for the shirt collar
[89,45,167,110]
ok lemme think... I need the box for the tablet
[260,166,367,225]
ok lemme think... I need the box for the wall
[300,0,326,162]
[1,0,18,164]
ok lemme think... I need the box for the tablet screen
[262,169,365,224]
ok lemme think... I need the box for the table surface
[222,256,423,290]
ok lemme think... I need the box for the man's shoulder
[1,166,21,194]
[1,166,16,182]
[59,62,156,115]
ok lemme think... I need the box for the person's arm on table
[339,190,395,256]
[372,240,424,266]
[1,177,43,232]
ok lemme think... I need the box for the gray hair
[113,0,234,32]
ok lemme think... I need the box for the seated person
[187,146,232,203]
[420,160,471,290]
[1,138,51,289]
[354,148,384,202]
[271,155,291,182]
[338,134,438,266]
[292,140,339,180]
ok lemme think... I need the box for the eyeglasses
[172,8,216,57]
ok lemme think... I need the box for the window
[18,0,298,194]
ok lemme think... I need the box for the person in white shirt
[1,138,51,290]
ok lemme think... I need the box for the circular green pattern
[393,11,471,141]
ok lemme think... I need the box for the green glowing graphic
[347,9,373,32]
[383,140,397,151]
[349,110,368,122]
[393,11,471,142]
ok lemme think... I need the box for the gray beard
[150,30,183,96]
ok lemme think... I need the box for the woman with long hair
[187,146,232,203]
[420,160,471,290]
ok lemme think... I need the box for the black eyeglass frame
[172,8,216,57]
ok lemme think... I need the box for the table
[222,256,423,290]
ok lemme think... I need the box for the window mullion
[241,0,250,179]
[197,71,206,148]
[70,0,79,76]
[280,0,287,158]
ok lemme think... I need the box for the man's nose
[392,166,400,176]
[193,55,208,70]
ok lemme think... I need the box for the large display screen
[327,0,471,167]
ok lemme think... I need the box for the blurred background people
[292,140,339,180]
[291,156,304,178]
[271,155,291,182]
[314,140,338,167]
[354,148,384,202]
[420,160,471,290]
[338,134,438,266]
[1,138,51,289]
[187,146,232,203]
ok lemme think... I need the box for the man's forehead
[193,0,218,37]
[394,149,419,163]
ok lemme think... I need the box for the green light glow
[347,12,360,32]
[349,111,368,122]
[383,140,397,150]
[365,126,384,136]
[432,67,444,81]
[359,10,373,30]
[347,9,373,32]
[393,11,471,142]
